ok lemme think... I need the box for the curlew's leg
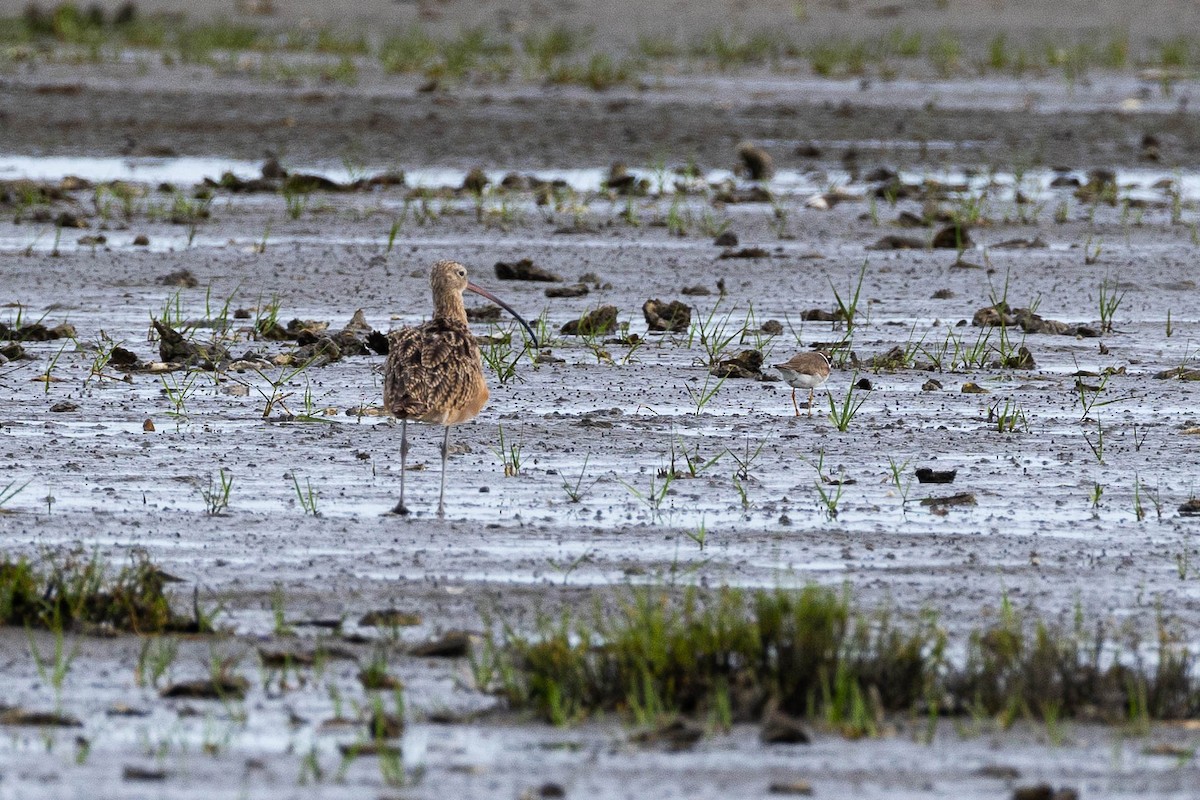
[808,388,815,417]
[436,425,450,518]
[790,388,800,417]
[392,418,410,515]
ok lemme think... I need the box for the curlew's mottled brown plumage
[384,260,537,516]
[773,351,832,416]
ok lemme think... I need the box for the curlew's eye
[457,268,466,277]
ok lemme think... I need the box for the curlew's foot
[389,501,411,516]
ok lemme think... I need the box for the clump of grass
[482,585,1200,730]
[484,586,937,725]
[0,552,211,633]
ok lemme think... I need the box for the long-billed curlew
[773,351,831,416]
[384,260,538,516]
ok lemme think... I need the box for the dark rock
[132,234,150,246]
[854,377,873,390]
[261,156,287,179]
[895,210,928,227]
[409,630,471,658]
[1179,498,1200,516]
[768,780,814,796]
[719,247,770,259]
[561,306,618,336]
[282,173,346,193]
[760,708,811,744]
[545,284,590,298]
[292,336,342,366]
[991,237,1047,249]
[538,783,567,798]
[794,142,822,158]
[761,320,783,335]
[465,305,502,322]
[367,709,404,739]
[0,343,25,360]
[158,269,198,288]
[921,379,942,391]
[920,492,976,507]
[367,330,390,355]
[712,184,772,203]
[495,259,562,282]
[867,234,925,250]
[631,717,705,750]
[49,401,79,412]
[931,223,972,249]
[160,677,249,700]
[643,299,691,333]
[801,308,844,322]
[1011,785,1053,800]
[713,230,739,247]
[1049,175,1081,188]
[152,320,229,368]
[1000,345,1036,369]
[736,142,773,180]
[711,349,763,379]
[604,163,649,195]
[932,288,954,299]
[681,285,712,296]
[868,345,906,370]
[0,709,82,727]
[358,608,422,627]
[122,765,168,781]
[864,166,898,182]
[915,467,956,484]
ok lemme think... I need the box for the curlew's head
[428,260,539,349]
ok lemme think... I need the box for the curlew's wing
[383,319,483,423]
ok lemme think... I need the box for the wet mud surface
[4,3,1200,796]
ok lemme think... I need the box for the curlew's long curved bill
[466,282,540,349]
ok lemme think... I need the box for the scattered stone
[281,173,346,193]
[795,142,822,158]
[535,782,567,798]
[921,379,942,391]
[257,649,317,668]
[1049,174,1081,188]
[760,708,811,744]
[161,677,249,700]
[868,345,906,370]
[55,211,88,228]
[961,382,989,394]
[465,305,502,323]
[932,288,954,299]
[805,188,859,210]
[643,299,691,333]
[713,230,739,247]
[736,142,774,180]
[895,210,928,227]
[950,258,984,269]
[367,709,405,739]
[0,709,82,727]
[358,668,403,691]
[545,284,589,298]
[152,320,229,368]
[261,155,288,179]
[718,246,770,259]
[931,223,972,249]
[712,183,772,204]
[768,779,815,796]
[495,259,562,282]
[1011,785,1053,800]
[920,492,976,508]
[358,609,422,627]
[77,234,106,246]
[631,717,705,750]
[854,377,873,390]
[49,401,78,412]
[1179,499,1200,516]
[604,162,649,195]
[711,349,763,379]
[122,765,168,782]
[867,234,925,250]
[999,345,1037,369]
[915,467,956,484]
[142,419,156,432]
[681,285,712,296]
[974,765,1020,780]
[1155,366,1200,381]
[991,237,1047,249]
[761,319,783,335]
[109,346,141,369]
[561,306,618,336]
[409,630,472,658]
[801,309,844,322]
[0,343,25,360]
[158,268,198,288]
